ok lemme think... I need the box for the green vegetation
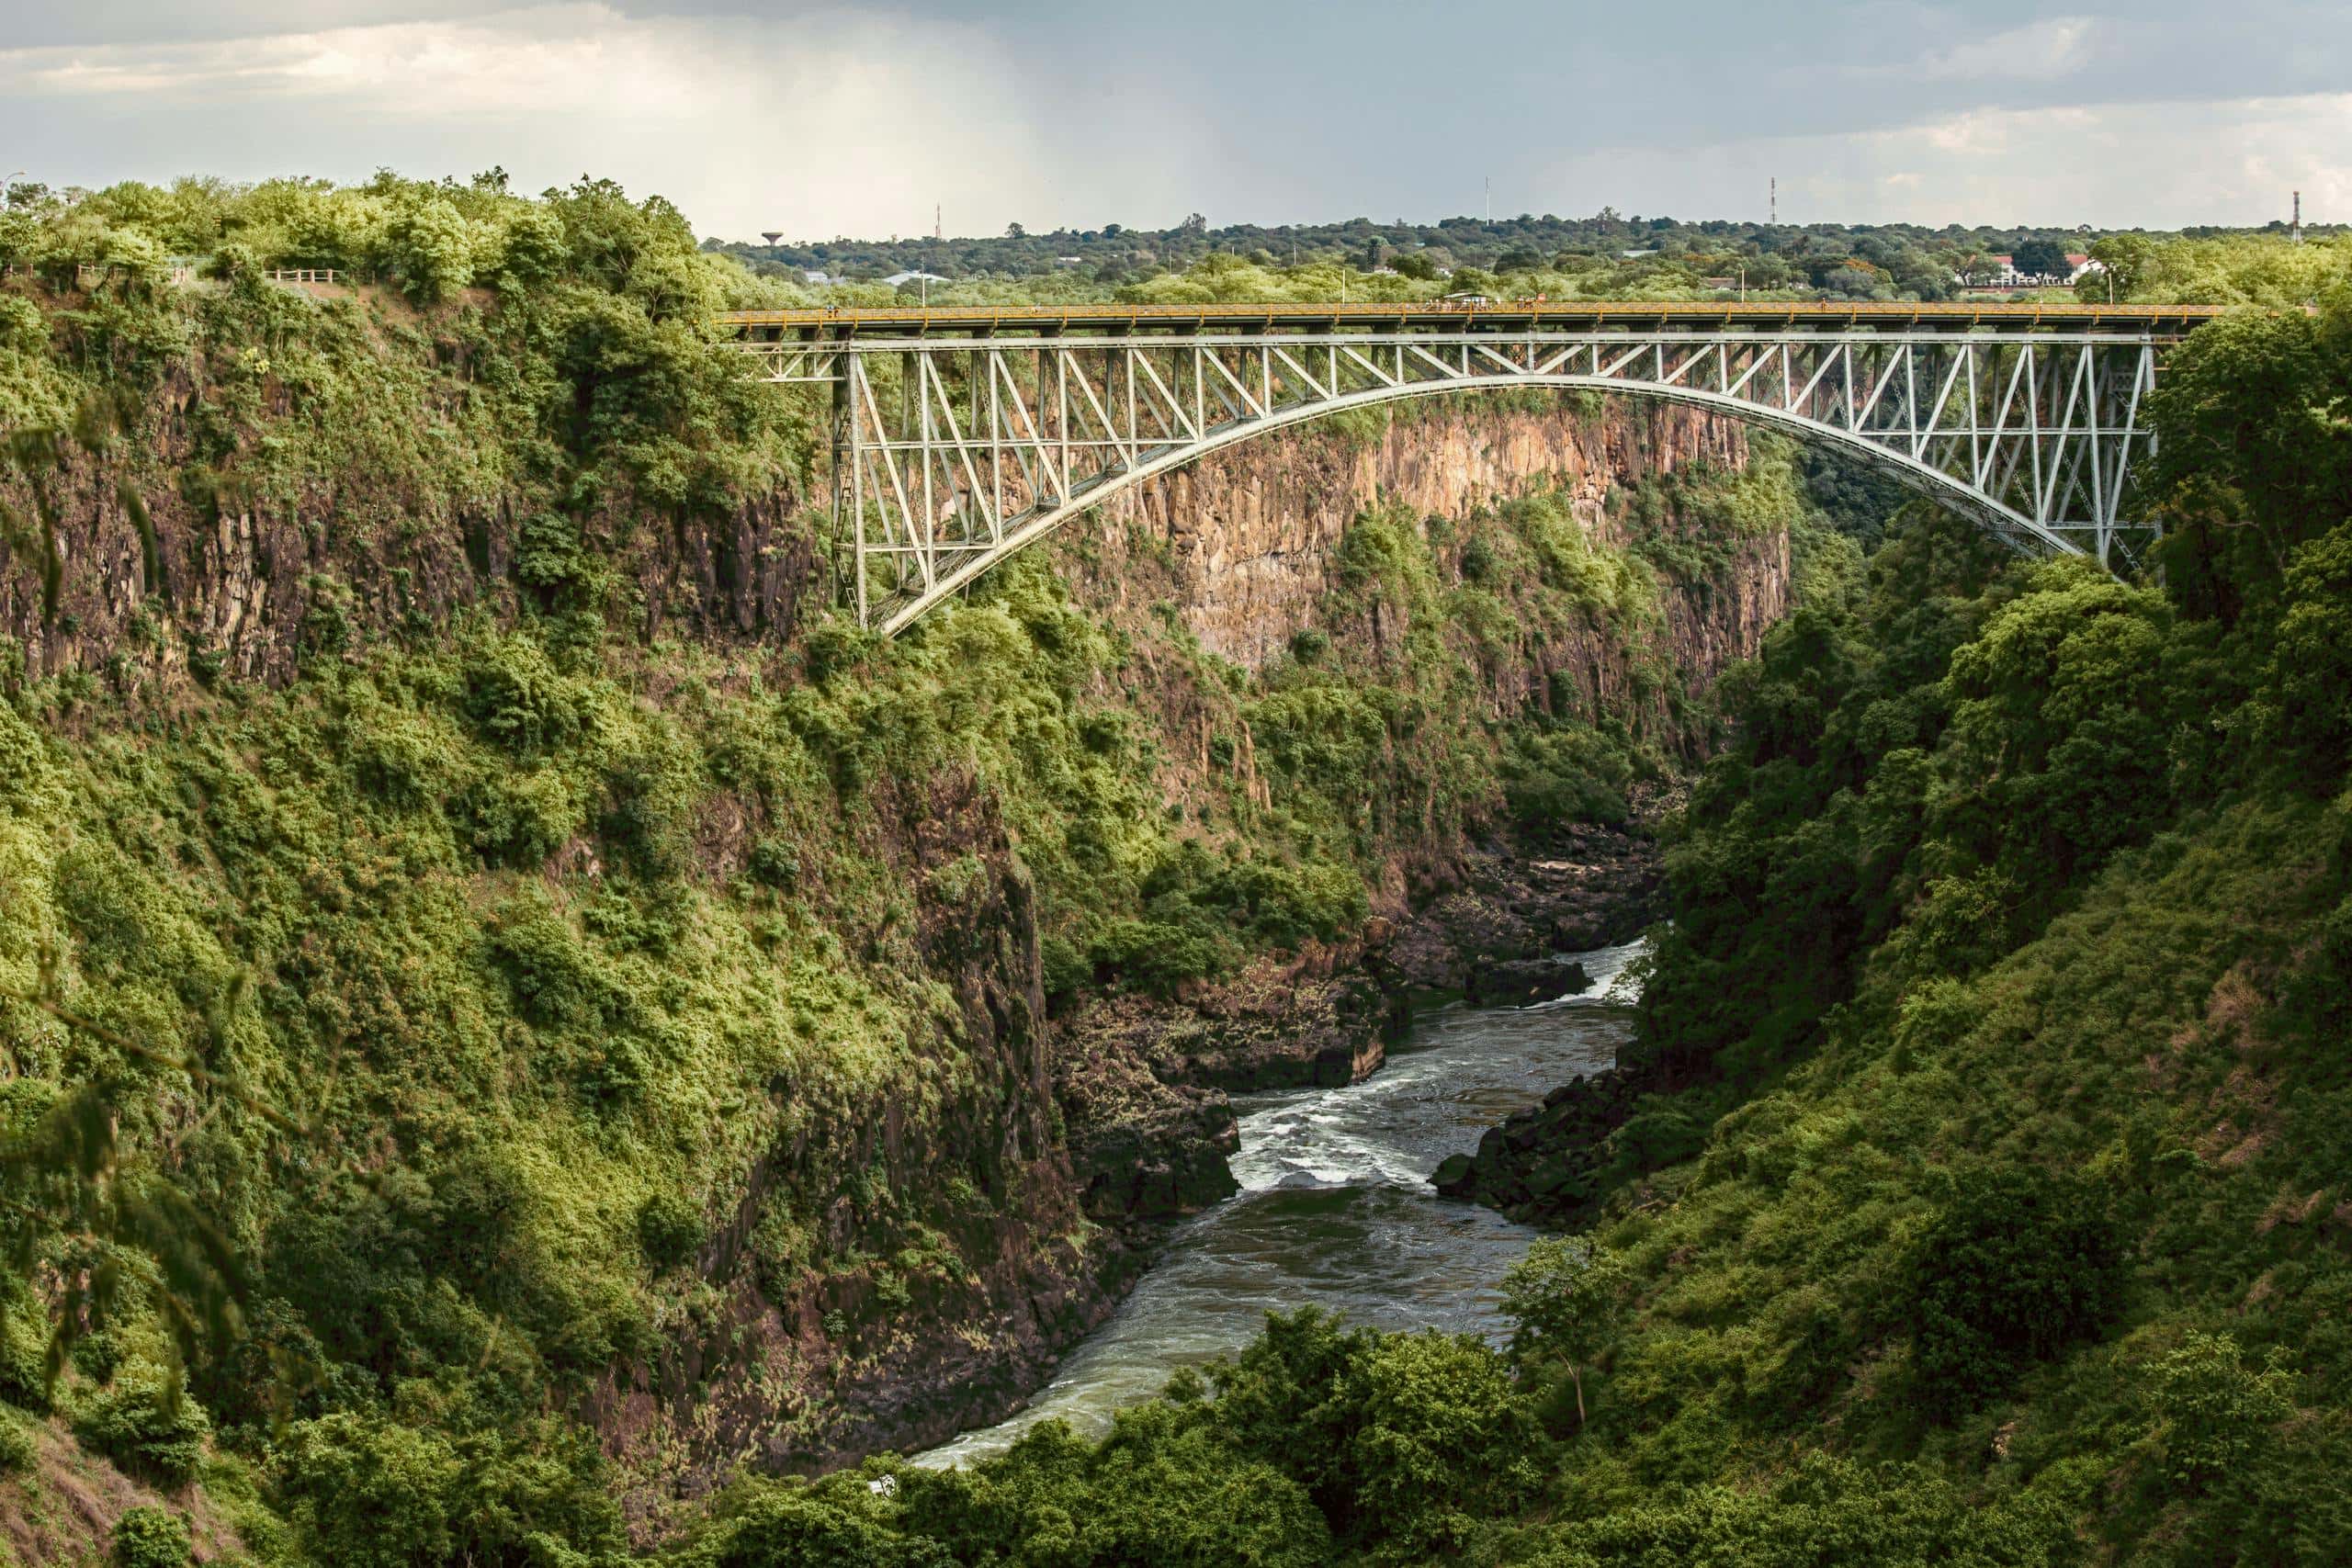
[707,208,2347,310]
[0,173,1811,1562]
[110,1507,193,1568]
[10,171,2346,1563]
[619,243,2352,1564]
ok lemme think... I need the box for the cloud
[0,2,2341,235]
[0,4,1230,238]
[1534,93,2349,228]
[1914,15,2102,82]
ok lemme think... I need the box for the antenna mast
[1770,175,1777,226]
[2292,190,2302,243]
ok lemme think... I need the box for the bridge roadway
[720,301,2227,633]
[721,299,2223,341]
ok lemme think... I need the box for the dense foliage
[6,173,2350,1562]
[705,209,2343,309]
[654,253,2352,1564]
[0,174,1815,1563]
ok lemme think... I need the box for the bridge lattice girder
[739,322,2168,636]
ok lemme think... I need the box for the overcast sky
[1,1,2342,240]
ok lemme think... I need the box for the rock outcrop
[1074,395,1785,688]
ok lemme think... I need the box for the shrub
[704,1483,949,1567]
[1346,1331,1544,1558]
[0,1302,49,1412]
[1086,917,1232,995]
[0,1412,35,1474]
[747,836,802,888]
[75,1374,211,1485]
[1206,1308,1540,1558]
[1903,1165,2127,1414]
[110,1506,191,1568]
[1501,726,1634,828]
[638,1192,706,1271]
[274,1412,625,1568]
[2146,1330,2295,1492]
[899,1407,1329,1568]
[274,1414,459,1568]
[455,767,582,866]
[461,634,594,757]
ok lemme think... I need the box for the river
[915,936,1646,1468]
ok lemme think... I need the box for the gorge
[4,177,2349,1568]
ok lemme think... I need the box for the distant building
[1953,252,2098,289]
[1055,255,1083,266]
[882,270,948,287]
[803,269,833,285]
[1954,254,2018,288]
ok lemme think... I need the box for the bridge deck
[721,299,2226,341]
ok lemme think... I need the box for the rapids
[916,937,1646,1467]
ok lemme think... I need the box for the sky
[0,1,2343,241]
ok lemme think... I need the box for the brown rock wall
[1076,396,1758,668]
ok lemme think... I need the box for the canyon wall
[1,371,1806,1517]
[1069,393,1788,690]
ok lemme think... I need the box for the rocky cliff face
[590,771,1142,1521]
[0,412,820,688]
[1069,394,1785,686]
[1037,395,1800,1317]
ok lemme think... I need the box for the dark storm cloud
[0,0,2340,231]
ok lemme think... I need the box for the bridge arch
[869,374,2065,637]
[728,306,2199,634]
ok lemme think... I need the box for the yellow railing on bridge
[719,299,2228,340]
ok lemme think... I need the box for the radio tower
[2291,190,2302,243]
[1770,176,1777,227]
[934,203,943,243]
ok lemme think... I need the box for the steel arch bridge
[722,302,2222,636]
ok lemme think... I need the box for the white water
[915,937,1645,1468]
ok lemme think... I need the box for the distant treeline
[704,209,2342,299]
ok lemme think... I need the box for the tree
[2144,292,2352,621]
[1502,1238,1630,1426]
[2083,232,2153,297]
[2010,237,2074,279]
[381,192,478,302]
[1902,1165,2125,1415]
[2147,1330,2295,1492]
[1003,221,1025,240]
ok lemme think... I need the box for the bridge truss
[734,310,2185,635]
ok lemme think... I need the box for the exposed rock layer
[1077,396,1783,677]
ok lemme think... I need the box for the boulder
[1465,958,1590,1008]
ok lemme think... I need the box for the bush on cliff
[1901,1165,2128,1415]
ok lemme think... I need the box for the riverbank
[1055,817,1661,1212]
[914,818,1665,1461]
[923,934,1651,1467]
